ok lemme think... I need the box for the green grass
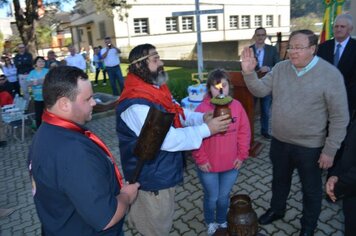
[90,64,198,102]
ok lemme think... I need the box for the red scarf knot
[119,73,185,128]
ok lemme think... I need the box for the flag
[320,0,346,43]
[320,0,335,43]
[334,0,345,16]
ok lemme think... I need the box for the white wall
[111,0,290,59]
[351,0,356,37]
[0,17,15,39]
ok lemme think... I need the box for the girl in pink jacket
[192,68,251,236]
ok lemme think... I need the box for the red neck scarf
[118,73,185,127]
[42,110,123,188]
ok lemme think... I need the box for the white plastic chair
[1,97,34,141]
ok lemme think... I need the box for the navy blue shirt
[28,123,123,236]
[14,52,33,74]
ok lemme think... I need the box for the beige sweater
[243,58,349,157]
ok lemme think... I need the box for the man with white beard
[116,44,231,236]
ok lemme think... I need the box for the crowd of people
[0,36,124,134]
[1,13,356,236]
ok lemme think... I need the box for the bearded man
[116,44,231,236]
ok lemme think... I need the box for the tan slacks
[128,187,176,236]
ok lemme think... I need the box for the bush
[91,64,198,103]
[166,67,197,102]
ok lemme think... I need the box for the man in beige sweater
[241,29,349,236]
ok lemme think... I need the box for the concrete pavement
[0,113,344,236]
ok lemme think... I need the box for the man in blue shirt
[28,66,139,236]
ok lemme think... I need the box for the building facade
[69,0,291,60]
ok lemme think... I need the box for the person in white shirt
[116,43,231,236]
[2,57,19,96]
[100,37,124,95]
[65,45,86,71]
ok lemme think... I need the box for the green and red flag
[320,0,346,43]
[320,0,335,43]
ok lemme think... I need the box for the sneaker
[102,82,107,86]
[207,223,218,236]
[218,222,227,228]
[93,83,98,87]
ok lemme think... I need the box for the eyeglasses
[286,46,311,52]
[256,34,266,37]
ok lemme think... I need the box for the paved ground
[0,113,345,236]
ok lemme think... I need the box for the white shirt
[65,54,86,71]
[255,47,265,68]
[334,36,350,59]
[120,104,211,152]
[100,48,120,67]
[2,65,18,82]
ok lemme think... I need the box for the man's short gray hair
[334,14,353,28]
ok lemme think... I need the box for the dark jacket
[14,52,33,74]
[116,98,184,191]
[317,38,356,114]
[333,117,356,199]
[249,44,280,71]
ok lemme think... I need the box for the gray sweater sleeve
[322,76,349,157]
[242,71,273,97]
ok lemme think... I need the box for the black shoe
[261,133,271,139]
[299,229,314,236]
[0,141,7,148]
[258,209,284,225]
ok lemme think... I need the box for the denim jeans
[197,168,239,224]
[269,138,322,231]
[106,65,124,96]
[260,94,272,135]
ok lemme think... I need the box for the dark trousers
[106,65,124,96]
[343,196,356,236]
[9,81,20,97]
[94,68,107,84]
[269,138,322,231]
[260,94,272,135]
[34,101,44,128]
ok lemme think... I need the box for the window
[266,15,273,27]
[99,21,106,39]
[207,16,218,30]
[241,15,250,28]
[134,18,149,34]
[166,17,178,32]
[254,15,262,27]
[230,15,238,29]
[182,17,194,31]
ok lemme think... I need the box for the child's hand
[198,163,211,172]
[233,160,243,170]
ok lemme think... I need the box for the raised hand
[241,47,257,74]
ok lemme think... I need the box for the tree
[0,0,67,56]
[74,0,132,20]
[0,31,3,53]
[11,0,40,56]
[36,26,53,49]
[291,0,351,18]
